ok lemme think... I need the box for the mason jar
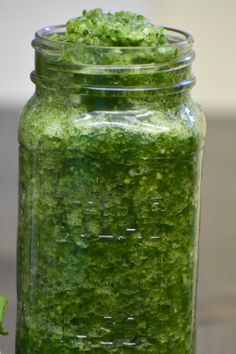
[16,24,206,354]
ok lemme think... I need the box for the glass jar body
[16,89,205,354]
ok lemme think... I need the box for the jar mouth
[34,24,193,51]
[33,25,194,69]
[32,24,195,93]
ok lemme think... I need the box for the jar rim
[32,24,195,93]
[34,24,194,50]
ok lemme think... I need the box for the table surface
[1,106,236,353]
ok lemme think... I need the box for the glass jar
[16,25,206,354]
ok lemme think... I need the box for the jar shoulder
[18,94,83,149]
[19,95,206,155]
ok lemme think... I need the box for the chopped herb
[51,9,167,47]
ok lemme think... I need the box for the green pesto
[17,9,205,354]
[51,9,167,47]
[48,9,177,67]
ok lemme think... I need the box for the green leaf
[0,294,8,335]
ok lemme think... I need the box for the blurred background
[0,0,236,353]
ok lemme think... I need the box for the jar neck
[35,86,192,113]
[32,25,195,104]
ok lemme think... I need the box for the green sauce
[17,9,205,354]
[51,9,167,46]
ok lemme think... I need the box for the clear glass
[16,25,206,354]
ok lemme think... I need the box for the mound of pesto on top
[48,9,178,70]
[50,8,167,47]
